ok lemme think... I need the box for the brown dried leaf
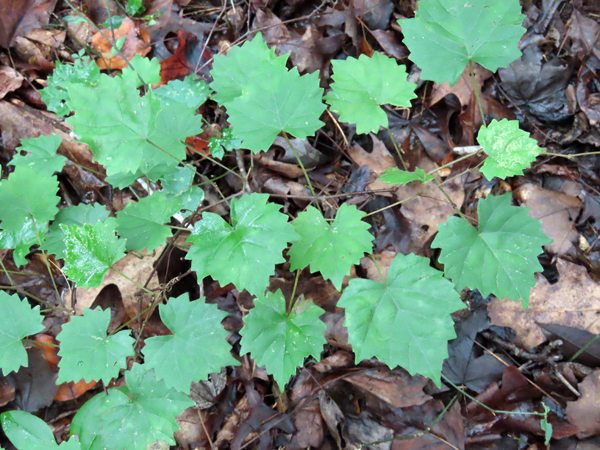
[514,183,582,256]
[348,134,396,192]
[92,17,151,70]
[0,65,25,99]
[566,369,600,438]
[430,64,492,107]
[0,0,56,48]
[488,259,600,350]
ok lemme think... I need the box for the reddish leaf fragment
[92,17,151,70]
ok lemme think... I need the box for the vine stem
[386,125,407,170]
[369,254,385,282]
[286,269,302,316]
[282,132,322,213]
[433,180,477,230]
[469,60,487,128]
[109,266,154,295]
[22,338,60,348]
[30,214,64,307]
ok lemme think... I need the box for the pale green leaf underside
[398,0,526,86]
[288,204,373,290]
[186,193,298,296]
[62,222,126,288]
[325,52,417,134]
[115,191,181,252]
[239,290,326,387]
[0,166,59,234]
[478,119,543,180]
[0,292,44,376]
[210,32,288,106]
[71,364,194,450]
[432,193,552,308]
[56,307,135,385]
[338,253,464,385]
[42,203,110,257]
[378,167,434,186]
[10,134,66,176]
[142,295,239,393]
[226,64,326,152]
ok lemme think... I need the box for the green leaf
[226,64,326,152]
[186,193,298,296]
[0,291,44,375]
[62,221,126,288]
[56,307,135,385]
[0,217,48,267]
[71,363,194,450]
[10,134,66,176]
[378,167,434,186]
[1,411,81,450]
[398,0,526,86]
[115,192,181,252]
[338,253,464,384]
[239,290,326,387]
[210,33,288,105]
[142,295,239,393]
[126,0,145,16]
[478,119,543,180]
[100,15,124,29]
[288,204,373,291]
[432,193,552,308]
[41,59,101,116]
[121,54,160,87]
[65,73,200,176]
[324,52,417,134]
[111,36,126,57]
[41,203,110,257]
[208,128,242,159]
[105,160,179,189]
[0,166,59,234]
[160,167,205,213]
[179,186,205,213]
[154,74,211,109]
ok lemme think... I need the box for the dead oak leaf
[488,259,600,350]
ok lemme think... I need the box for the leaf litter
[1,0,600,448]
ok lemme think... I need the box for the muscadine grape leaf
[432,193,552,308]
[186,193,298,296]
[339,252,464,384]
[324,52,417,134]
[208,128,243,159]
[1,411,81,450]
[121,54,160,87]
[0,217,48,267]
[142,295,239,393]
[71,363,194,450]
[56,307,134,385]
[115,192,181,252]
[66,73,200,176]
[61,221,126,288]
[210,33,288,105]
[226,63,326,152]
[41,59,101,116]
[478,119,543,180]
[10,134,66,176]
[399,0,526,86]
[0,166,59,234]
[288,204,373,291]
[378,167,434,186]
[154,74,210,109]
[239,290,326,387]
[0,291,44,375]
[41,203,110,257]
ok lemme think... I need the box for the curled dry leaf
[0,66,25,100]
[92,17,151,70]
[488,259,600,350]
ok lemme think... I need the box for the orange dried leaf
[92,17,150,70]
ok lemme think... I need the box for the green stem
[386,126,407,170]
[282,131,322,213]
[433,180,477,230]
[109,266,155,294]
[569,332,600,362]
[369,254,385,283]
[22,338,60,348]
[30,214,63,307]
[287,269,302,316]
[469,60,487,128]
[426,149,483,176]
